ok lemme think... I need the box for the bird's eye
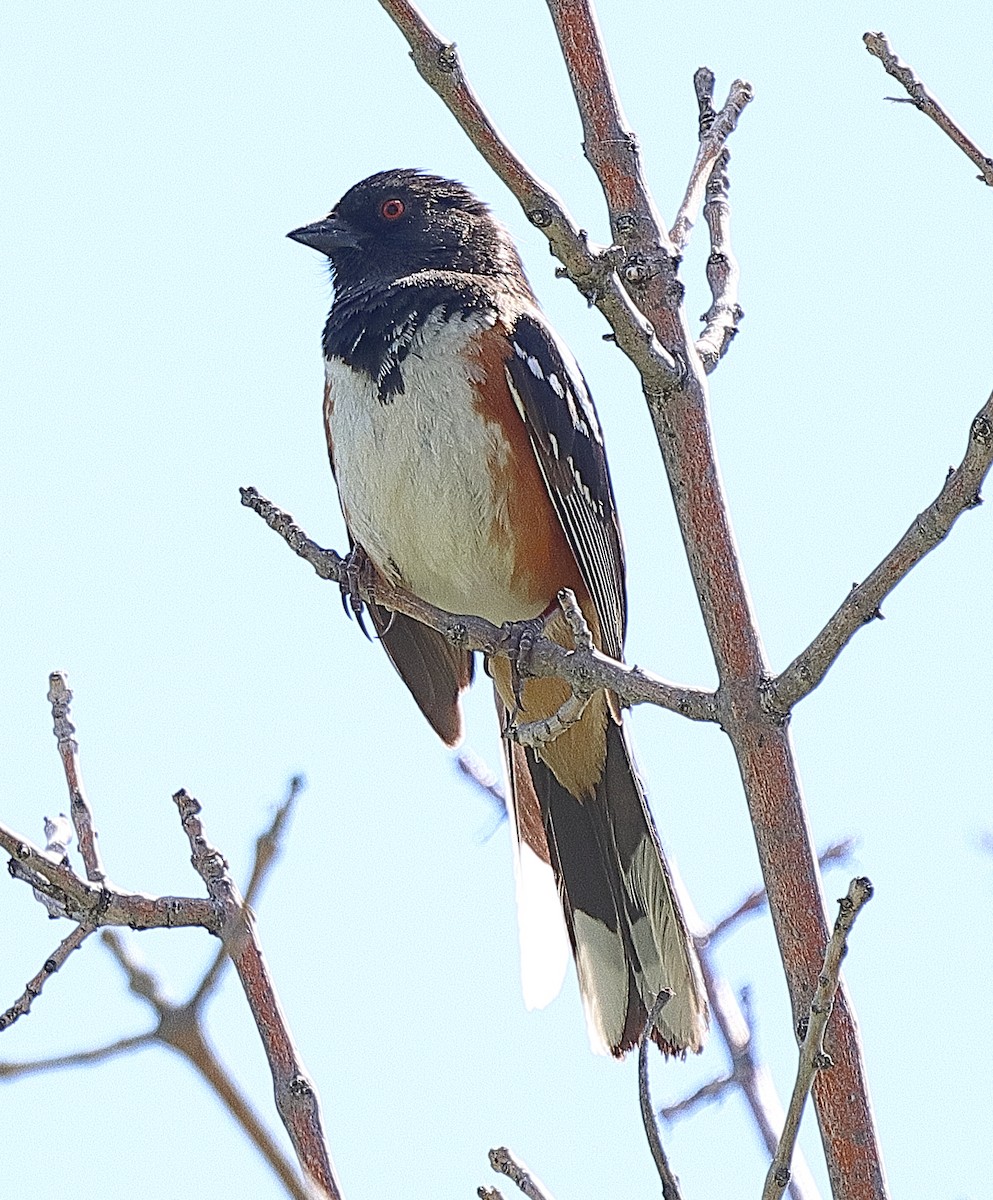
[380,198,405,221]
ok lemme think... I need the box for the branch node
[436,42,458,73]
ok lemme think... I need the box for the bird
[288,169,707,1057]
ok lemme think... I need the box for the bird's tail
[512,718,708,1057]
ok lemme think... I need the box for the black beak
[287,213,361,256]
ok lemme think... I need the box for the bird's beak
[287,213,360,256]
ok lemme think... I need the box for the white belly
[326,309,537,627]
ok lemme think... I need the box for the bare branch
[708,838,857,943]
[240,487,718,724]
[692,71,745,373]
[47,670,106,883]
[638,990,683,1200]
[1,819,218,932]
[376,0,679,391]
[172,789,342,1200]
[669,74,753,253]
[0,1033,151,1080]
[768,394,993,714]
[663,839,856,1199]
[0,922,95,1031]
[100,930,314,1200]
[488,1148,555,1200]
[863,32,993,186]
[763,879,875,1200]
[456,750,506,811]
[190,774,305,1011]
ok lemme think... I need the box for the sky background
[2,2,991,1198]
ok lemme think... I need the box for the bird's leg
[498,613,550,720]
[339,544,377,640]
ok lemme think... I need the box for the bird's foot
[498,614,548,719]
[339,545,377,639]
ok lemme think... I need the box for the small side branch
[864,33,993,186]
[638,991,683,1200]
[173,790,342,1200]
[691,70,745,373]
[768,394,993,714]
[1,820,218,932]
[669,73,753,254]
[487,1147,555,1200]
[47,671,106,883]
[0,922,94,1031]
[662,841,857,1200]
[376,0,678,392]
[241,487,717,724]
[762,879,874,1200]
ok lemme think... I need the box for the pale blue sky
[2,3,991,1197]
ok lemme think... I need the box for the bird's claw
[339,546,376,640]
[499,615,547,720]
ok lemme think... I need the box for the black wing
[504,311,627,661]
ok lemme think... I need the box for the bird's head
[288,169,527,290]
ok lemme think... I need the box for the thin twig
[99,930,314,1200]
[376,0,679,391]
[240,487,718,724]
[768,394,993,714]
[456,750,506,811]
[0,922,95,1031]
[3,777,314,1200]
[0,1033,151,1080]
[488,1147,555,1200]
[691,70,744,373]
[190,774,305,1011]
[763,879,874,1200]
[663,840,856,1197]
[173,789,342,1200]
[0,818,219,932]
[708,839,856,943]
[638,990,682,1200]
[663,839,857,1199]
[669,75,753,253]
[863,33,993,186]
[47,671,106,883]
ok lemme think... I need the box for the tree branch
[768,394,993,714]
[691,70,745,373]
[863,32,993,186]
[763,879,874,1200]
[663,839,857,1200]
[47,671,106,883]
[100,930,313,1200]
[1,820,219,933]
[669,73,753,255]
[638,991,683,1200]
[487,1148,556,1200]
[0,921,95,1031]
[240,487,718,725]
[3,771,315,1200]
[173,789,342,1200]
[3,674,335,1198]
[376,0,680,391]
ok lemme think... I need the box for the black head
[287,169,528,290]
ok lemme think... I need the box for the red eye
[380,198,405,221]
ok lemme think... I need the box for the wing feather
[505,312,627,660]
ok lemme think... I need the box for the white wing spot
[513,341,527,360]
[548,372,565,398]
[548,432,560,458]
[527,355,543,379]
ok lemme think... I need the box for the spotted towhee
[288,169,707,1056]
